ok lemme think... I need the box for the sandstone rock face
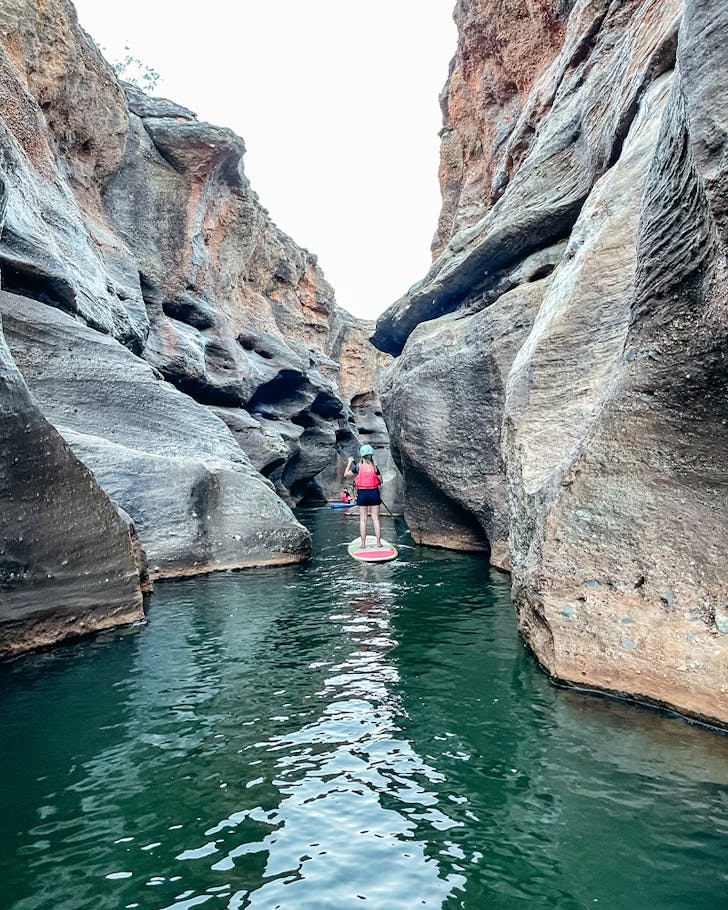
[375,0,728,726]
[0,312,145,657]
[0,0,371,506]
[101,97,362,505]
[434,0,569,255]
[1,293,311,577]
[373,0,681,357]
[319,314,404,512]
[0,0,388,652]
[381,277,549,564]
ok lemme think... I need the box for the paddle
[343,451,407,536]
[379,497,408,536]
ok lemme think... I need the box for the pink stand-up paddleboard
[347,535,398,562]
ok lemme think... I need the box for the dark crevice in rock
[247,370,309,414]
[296,480,328,505]
[0,259,77,315]
[291,411,317,429]
[528,264,556,283]
[373,200,583,357]
[607,40,678,174]
[310,390,343,419]
[141,120,186,176]
[170,375,243,407]
[237,332,273,359]
[401,463,492,556]
[282,459,306,498]
[163,295,217,330]
[260,456,286,478]
[562,2,610,73]
[139,273,163,312]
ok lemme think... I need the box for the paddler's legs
[371,505,381,548]
[359,506,368,549]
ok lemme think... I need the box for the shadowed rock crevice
[248,370,312,416]
[399,461,492,556]
[0,257,77,314]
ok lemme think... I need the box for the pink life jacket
[354,462,379,489]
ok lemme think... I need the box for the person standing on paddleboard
[344,444,382,549]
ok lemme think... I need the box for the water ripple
[1,509,727,909]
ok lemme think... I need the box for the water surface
[1,508,727,909]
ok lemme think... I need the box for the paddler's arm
[344,456,356,479]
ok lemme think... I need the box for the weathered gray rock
[314,315,404,510]
[0,0,149,350]
[209,407,289,478]
[1,293,311,577]
[373,0,681,356]
[382,277,549,564]
[98,86,365,502]
[501,2,728,727]
[121,82,196,121]
[0,0,392,610]
[375,0,728,726]
[0,0,385,531]
[0,313,145,656]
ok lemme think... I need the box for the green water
[1,509,727,910]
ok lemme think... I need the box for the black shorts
[356,488,381,507]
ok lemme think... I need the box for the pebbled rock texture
[375,0,728,726]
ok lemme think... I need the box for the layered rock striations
[0,0,386,653]
[375,0,728,726]
[433,0,570,256]
[0,310,146,657]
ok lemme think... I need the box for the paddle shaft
[378,497,407,535]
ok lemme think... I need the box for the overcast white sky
[72,1,457,320]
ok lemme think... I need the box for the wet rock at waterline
[1,293,312,577]
[0,0,392,654]
[381,277,549,566]
[0,316,146,657]
[375,0,728,726]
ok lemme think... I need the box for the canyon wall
[0,0,386,653]
[314,314,403,512]
[375,0,728,727]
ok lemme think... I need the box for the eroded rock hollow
[374,0,728,727]
[0,0,398,654]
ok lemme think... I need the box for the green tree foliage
[110,45,160,92]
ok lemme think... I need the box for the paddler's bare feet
[376,540,382,548]
[360,539,366,549]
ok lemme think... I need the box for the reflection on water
[239,580,461,910]
[1,508,727,910]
